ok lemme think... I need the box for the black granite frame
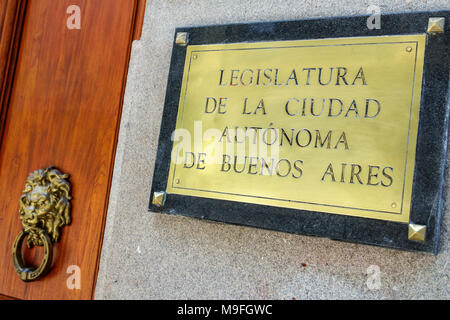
[149,11,450,254]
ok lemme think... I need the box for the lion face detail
[19,167,72,248]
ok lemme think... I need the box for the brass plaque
[166,35,426,223]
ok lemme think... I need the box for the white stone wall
[95,0,450,299]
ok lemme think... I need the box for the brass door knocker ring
[12,167,72,282]
[12,229,53,282]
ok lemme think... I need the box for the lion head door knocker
[12,167,72,282]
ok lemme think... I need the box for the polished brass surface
[175,32,188,46]
[408,223,426,242]
[12,229,53,282]
[427,17,445,33]
[12,167,71,282]
[152,191,166,207]
[167,35,426,223]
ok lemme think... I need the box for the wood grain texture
[0,0,140,299]
[0,0,27,145]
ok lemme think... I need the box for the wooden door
[0,0,145,300]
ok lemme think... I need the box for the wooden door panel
[0,0,144,299]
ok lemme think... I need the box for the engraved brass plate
[166,35,426,223]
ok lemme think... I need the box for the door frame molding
[0,0,27,145]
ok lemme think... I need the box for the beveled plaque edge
[149,10,450,254]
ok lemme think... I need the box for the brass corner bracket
[427,17,445,34]
[12,167,72,282]
[152,191,166,207]
[408,223,426,242]
[175,32,189,46]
